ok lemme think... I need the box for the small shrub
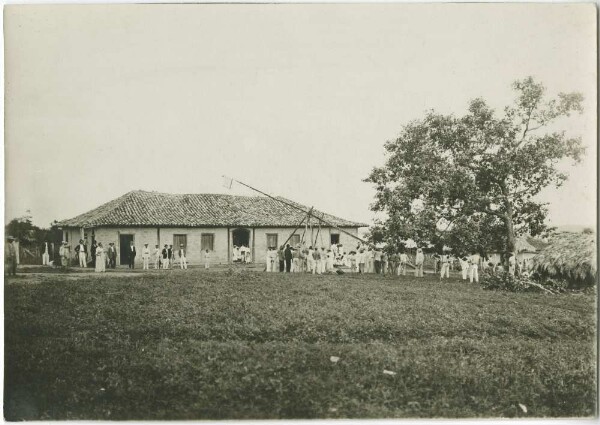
[480,271,558,293]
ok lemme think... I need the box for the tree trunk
[505,204,516,254]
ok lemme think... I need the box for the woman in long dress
[95,243,105,273]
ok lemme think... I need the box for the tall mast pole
[224,176,366,244]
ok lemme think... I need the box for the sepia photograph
[3,2,597,420]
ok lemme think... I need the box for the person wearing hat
[468,250,481,283]
[284,244,293,273]
[5,236,17,276]
[59,241,70,269]
[128,241,136,269]
[75,239,87,268]
[142,243,151,270]
[440,251,450,280]
[178,244,188,270]
[168,245,174,268]
[161,244,169,269]
[107,242,117,269]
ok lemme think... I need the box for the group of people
[9,234,532,281]
[232,245,251,263]
[53,239,213,272]
[264,243,420,275]
[261,242,530,284]
[59,239,119,272]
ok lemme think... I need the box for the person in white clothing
[204,249,211,269]
[306,247,314,274]
[440,253,450,279]
[76,240,87,268]
[414,248,424,277]
[95,243,105,273]
[399,252,409,276]
[142,243,151,270]
[42,241,50,266]
[268,247,278,272]
[366,248,374,273]
[469,251,481,283]
[326,249,334,272]
[507,252,516,276]
[153,244,161,269]
[355,249,364,273]
[178,244,188,269]
[265,247,272,272]
[459,255,470,280]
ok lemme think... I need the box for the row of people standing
[56,240,212,271]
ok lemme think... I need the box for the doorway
[232,228,250,248]
[119,234,134,266]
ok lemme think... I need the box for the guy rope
[222,175,366,244]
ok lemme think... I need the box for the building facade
[58,190,366,266]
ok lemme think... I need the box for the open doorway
[232,228,250,248]
[119,234,134,266]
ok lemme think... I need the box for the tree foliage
[5,212,62,247]
[365,77,584,254]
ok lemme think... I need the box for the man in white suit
[178,244,188,269]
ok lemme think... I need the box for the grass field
[4,268,597,419]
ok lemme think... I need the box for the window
[201,234,214,251]
[290,235,301,247]
[330,234,340,245]
[266,234,278,249]
[173,234,187,251]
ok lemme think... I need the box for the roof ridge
[57,190,368,228]
[131,190,271,200]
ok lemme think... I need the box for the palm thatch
[532,232,597,286]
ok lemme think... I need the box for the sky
[4,3,597,230]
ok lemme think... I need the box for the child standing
[204,249,211,269]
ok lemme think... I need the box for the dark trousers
[374,260,381,274]
[129,256,135,268]
[6,257,17,275]
[109,257,116,268]
[285,259,292,272]
[279,260,285,272]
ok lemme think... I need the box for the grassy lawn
[4,268,597,419]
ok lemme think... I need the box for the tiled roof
[57,190,367,229]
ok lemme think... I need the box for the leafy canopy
[365,77,584,254]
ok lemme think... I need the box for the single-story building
[485,235,550,265]
[57,190,367,266]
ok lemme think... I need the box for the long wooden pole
[225,176,366,244]
[281,214,308,248]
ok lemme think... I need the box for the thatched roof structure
[532,232,597,286]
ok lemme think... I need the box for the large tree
[365,77,584,254]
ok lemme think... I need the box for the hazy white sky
[4,3,596,229]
